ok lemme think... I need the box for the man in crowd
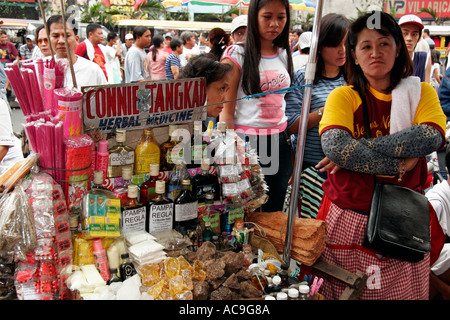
[0,31,19,67]
[124,26,151,83]
[19,35,37,60]
[163,32,174,54]
[47,15,107,89]
[121,33,134,63]
[180,31,199,67]
[104,31,122,84]
[75,23,108,80]
[230,15,247,44]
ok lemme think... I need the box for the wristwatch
[317,108,323,117]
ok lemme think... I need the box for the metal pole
[283,0,324,264]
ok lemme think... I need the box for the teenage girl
[220,0,293,212]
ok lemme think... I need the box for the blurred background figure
[230,15,247,44]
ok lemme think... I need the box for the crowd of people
[2,2,450,300]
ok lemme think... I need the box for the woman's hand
[315,156,341,174]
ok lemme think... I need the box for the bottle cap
[98,140,109,153]
[122,166,133,180]
[181,179,191,185]
[217,122,227,133]
[128,184,138,198]
[281,263,289,270]
[205,221,211,227]
[110,268,118,273]
[93,170,104,185]
[116,129,126,142]
[299,285,310,294]
[276,292,287,300]
[206,192,214,200]
[155,180,165,194]
[201,160,210,171]
[272,275,281,286]
[288,288,299,298]
[265,295,276,300]
[149,163,160,176]
[169,124,178,136]
[121,253,130,259]
[92,238,104,252]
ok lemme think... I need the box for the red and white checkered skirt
[319,201,430,300]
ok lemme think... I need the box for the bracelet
[398,159,406,182]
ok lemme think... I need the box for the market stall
[0,1,332,301]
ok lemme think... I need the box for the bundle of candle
[23,119,65,183]
[54,87,83,138]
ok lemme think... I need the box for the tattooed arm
[320,124,443,175]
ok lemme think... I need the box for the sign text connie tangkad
[82,78,206,133]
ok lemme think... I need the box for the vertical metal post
[283,0,324,264]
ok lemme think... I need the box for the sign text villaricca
[82,78,207,133]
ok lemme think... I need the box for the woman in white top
[220,0,294,212]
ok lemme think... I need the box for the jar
[298,284,310,300]
[288,288,299,300]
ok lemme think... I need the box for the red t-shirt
[0,42,18,64]
[74,41,108,80]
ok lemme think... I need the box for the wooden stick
[59,0,77,89]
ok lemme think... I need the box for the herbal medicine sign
[82,78,207,133]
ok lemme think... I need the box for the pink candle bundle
[63,134,94,212]
[23,119,65,183]
[54,87,83,138]
[43,58,56,114]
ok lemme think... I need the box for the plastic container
[96,140,109,182]
[299,285,310,300]
[93,238,110,282]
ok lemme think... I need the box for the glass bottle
[92,170,110,192]
[202,221,213,242]
[191,161,220,203]
[199,192,221,234]
[146,180,173,234]
[134,128,160,175]
[167,163,190,201]
[173,179,198,235]
[113,166,132,207]
[121,184,146,233]
[140,163,160,205]
[189,121,207,168]
[160,124,180,172]
[250,266,268,292]
[119,253,136,281]
[107,268,122,285]
[107,129,135,178]
[277,263,290,288]
[298,285,310,300]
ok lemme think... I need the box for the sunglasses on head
[37,38,48,45]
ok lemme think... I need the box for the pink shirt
[147,49,170,80]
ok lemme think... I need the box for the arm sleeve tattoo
[321,124,443,175]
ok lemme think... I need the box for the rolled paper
[54,87,83,137]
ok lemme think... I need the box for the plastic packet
[0,185,37,262]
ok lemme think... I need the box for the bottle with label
[92,170,110,192]
[96,140,109,183]
[160,124,180,172]
[199,192,221,234]
[121,184,146,233]
[119,253,136,281]
[189,121,207,168]
[134,128,160,175]
[146,180,173,233]
[173,179,198,235]
[191,161,220,203]
[93,238,110,282]
[108,129,135,178]
[298,285,310,300]
[140,163,160,205]
[113,166,132,207]
[167,163,190,201]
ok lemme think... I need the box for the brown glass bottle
[146,180,173,233]
[173,179,198,235]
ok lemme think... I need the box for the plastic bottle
[298,285,310,300]
[288,288,299,300]
[96,140,109,182]
[93,238,110,282]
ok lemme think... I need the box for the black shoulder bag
[361,95,430,263]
